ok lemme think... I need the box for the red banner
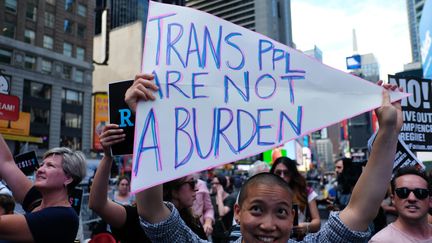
[0,93,20,121]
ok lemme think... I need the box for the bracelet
[306,223,310,234]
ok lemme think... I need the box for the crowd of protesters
[0,74,430,243]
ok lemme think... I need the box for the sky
[291,0,412,80]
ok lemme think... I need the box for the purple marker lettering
[278,106,303,142]
[255,74,276,100]
[167,23,186,67]
[257,108,275,146]
[225,32,245,70]
[191,72,208,99]
[148,13,177,66]
[224,72,250,103]
[174,107,194,169]
[237,109,257,152]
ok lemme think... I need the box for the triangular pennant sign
[131,1,409,192]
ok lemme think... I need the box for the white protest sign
[131,1,409,192]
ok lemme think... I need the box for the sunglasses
[395,187,430,200]
[181,179,197,189]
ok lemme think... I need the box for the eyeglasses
[181,179,197,189]
[395,187,430,200]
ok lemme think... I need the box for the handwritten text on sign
[131,1,408,192]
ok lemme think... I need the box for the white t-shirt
[298,187,318,223]
[369,223,432,243]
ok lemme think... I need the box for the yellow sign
[93,93,108,151]
[0,112,30,136]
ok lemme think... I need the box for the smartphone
[292,204,299,226]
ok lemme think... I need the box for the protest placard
[108,80,134,155]
[131,1,409,192]
[368,132,425,177]
[14,150,39,176]
[389,75,432,151]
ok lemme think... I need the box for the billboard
[389,75,432,151]
[93,93,109,151]
[346,55,361,70]
[0,112,30,136]
[0,93,19,121]
[420,0,432,79]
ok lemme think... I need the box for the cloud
[291,0,411,79]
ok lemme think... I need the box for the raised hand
[125,73,159,113]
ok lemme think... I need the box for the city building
[406,0,425,63]
[0,0,95,155]
[315,138,334,171]
[185,0,294,47]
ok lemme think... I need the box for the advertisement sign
[389,75,432,151]
[108,80,134,156]
[0,93,19,121]
[346,55,361,70]
[419,0,432,79]
[0,112,30,136]
[93,93,109,151]
[14,150,39,176]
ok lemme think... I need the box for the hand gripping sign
[131,1,409,192]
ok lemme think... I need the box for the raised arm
[0,134,33,204]
[339,82,402,231]
[125,73,171,223]
[88,124,127,228]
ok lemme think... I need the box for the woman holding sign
[0,135,86,242]
[90,123,207,242]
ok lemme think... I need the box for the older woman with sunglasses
[90,124,207,242]
[0,134,86,242]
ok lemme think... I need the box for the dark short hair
[0,194,15,214]
[391,167,431,192]
[117,175,130,186]
[238,172,292,207]
[216,175,227,189]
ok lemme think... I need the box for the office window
[65,0,74,12]
[60,136,81,150]
[26,0,38,21]
[2,21,15,38]
[77,4,87,17]
[24,55,36,70]
[75,69,84,83]
[76,47,85,61]
[63,42,72,57]
[24,80,51,99]
[62,89,83,105]
[44,12,55,28]
[63,65,72,79]
[62,112,82,128]
[45,0,55,5]
[0,48,12,64]
[41,59,52,74]
[77,24,86,38]
[43,35,53,49]
[5,0,17,13]
[24,29,36,45]
[30,108,50,124]
[64,19,73,35]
